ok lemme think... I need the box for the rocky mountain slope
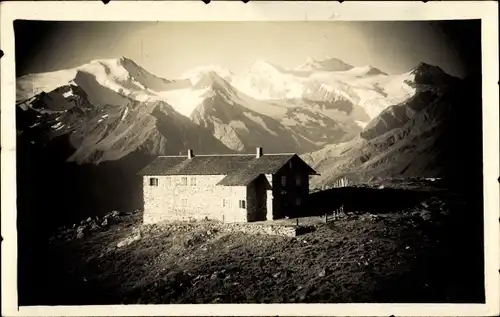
[186,70,350,153]
[16,56,423,161]
[17,82,233,164]
[302,69,481,189]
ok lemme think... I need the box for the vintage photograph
[13,19,486,306]
[1,1,498,314]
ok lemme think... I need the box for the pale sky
[15,21,479,79]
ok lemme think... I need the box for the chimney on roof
[187,149,194,159]
[256,147,263,158]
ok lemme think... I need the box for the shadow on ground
[17,188,484,305]
[308,186,439,216]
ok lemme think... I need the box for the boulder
[117,232,141,248]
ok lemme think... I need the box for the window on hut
[222,199,231,208]
[149,177,159,186]
[296,197,301,206]
[181,198,188,207]
[281,175,287,186]
[180,177,188,186]
[239,200,246,209]
[190,177,196,186]
[296,175,302,186]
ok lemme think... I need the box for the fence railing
[325,205,344,223]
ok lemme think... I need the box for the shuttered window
[149,177,159,186]
[239,200,246,209]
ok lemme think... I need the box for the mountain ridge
[302,73,480,189]
[16,55,462,170]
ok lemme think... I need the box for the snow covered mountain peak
[89,56,132,66]
[354,65,387,76]
[118,55,134,63]
[295,57,354,72]
[248,59,286,74]
[305,56,316,64]
[86,56,140,72]
[16,56,178,103]
[189,70,234,91]
[83,57,136,81]
[159,67,237,118]
[408,62,453,79]
[330,65,388,78]
[405,62,458,86]
[181,65,234,82]
[410,62,441,73]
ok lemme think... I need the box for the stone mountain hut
[138,147,319,224]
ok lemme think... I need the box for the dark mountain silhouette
[303,72,482,193]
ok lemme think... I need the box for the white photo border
[1,1,499,316]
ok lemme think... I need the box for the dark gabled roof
[139,154,290,176]
[218,173,273,188]
[216,155,293,186]
[138,153,319,186]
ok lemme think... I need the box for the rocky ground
[20,190,484,305]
